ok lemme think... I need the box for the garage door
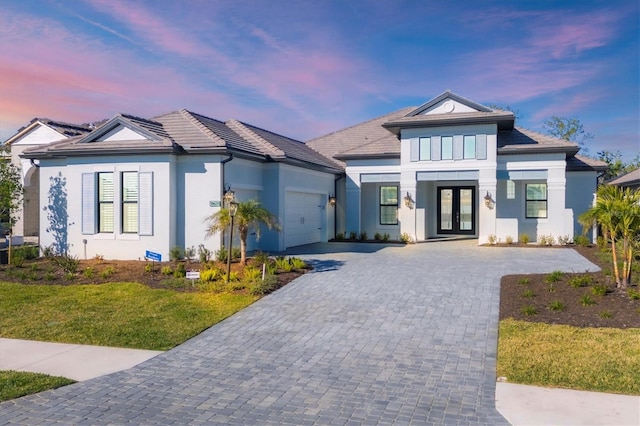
[285,192,323,248]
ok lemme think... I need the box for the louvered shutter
[138,172,154,236]
[477,134,487,159]
[410,138,419,162]
[81,173,96,234]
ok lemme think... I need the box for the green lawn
[0,371,75,402]
[0,281,258,351]
[498,319,640,395]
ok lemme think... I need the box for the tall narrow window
[463,135,476,159]
[98,172,114,233]
[441,136,453,160]
[121,172,138,233]
[419,137,431,161]
[380,186,398,225]
[526,183,547,218]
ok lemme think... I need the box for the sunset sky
[1,0,638,160]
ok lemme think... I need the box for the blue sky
[1,0,638,160]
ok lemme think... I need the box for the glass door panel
[440,189,453,231]
[459,189,473,231]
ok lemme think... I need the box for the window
[526,183,547,218]
[419,137,431,161]
[463,135,476,159]
[121,172,138,233]
[98,173,114,233]
[506,180,515,199]
[441,136,453,160]
[380,186,398,225]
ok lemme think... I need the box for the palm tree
[205,199,280,265]
[579,185,640,288]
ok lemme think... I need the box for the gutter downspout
[221,153,233,192]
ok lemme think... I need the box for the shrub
[10,253,25,267]
[596,236,607,249]
[519,234,530,244]
[569,275,593,288]
[599,310,613,319]
[505,235,514,245]
[200,268,220,282]
[184,246,196,261]
[400,232,411,243]
[243,266,262,281]
[44,272,56,281]
[197,244,212,263]
[580,294,596,306]
[93,254,104,262]
[522,289,535,298]
[289,257,307,270]
[250,251,270,266]
[144,263,153,273]
[487,234,497,245]
[14,245,39,260]
[547,283,556,292]
[382,233,390,242]
[573,235,591,247]
[84,267,95,279]
[250,274,278,295]
[349,231,357,240]
[521,305,537,316]
[359,231,368,241]
[169,246,184,261]
[545,270,564,283]
[374,232,382,241]
[518,277,530,285]
[173,263,186,278]
[275,257,293,272]
[215,246,241,262]
[101,266,115,279]
[335,232,345,241]
[161,266,173,275]
[51,254,79,274]
[627,288,640,300]
[557,235,570,245]
[41,245,55,258]
[228,271,240,282]
[591,284,608,296]
[549,300,566,312]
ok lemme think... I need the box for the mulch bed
[499,245,640,328]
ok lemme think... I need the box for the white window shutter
[431,136,441,160]
[138,172,154,236]
[409,138,419,162]
[81,173,96,234]
[453,135,463,160]
[477,134,487,159]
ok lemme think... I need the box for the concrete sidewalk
[2,338,638,425]
[0,338,162,381]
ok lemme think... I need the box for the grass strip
[0,282,257,351]
[498,319,640,395]
[0,371,75,402]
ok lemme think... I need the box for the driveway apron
[0,241,598,425]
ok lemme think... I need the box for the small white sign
[186,270,200,280]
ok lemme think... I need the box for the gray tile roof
[607,168,640,186]
[498,127,579,155]
[21,110,342,173]
[566,154,608,171]
[4,118,93,146]
[306,107,414,166]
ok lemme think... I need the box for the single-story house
[19,110,341,260]
[307,91,607,244]
[607,169,640,190]
[3,119,93,241]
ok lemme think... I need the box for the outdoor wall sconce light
[403,192,414,209]
[484,191,493,208]
[223,185,235,208]
[329,194,336,207]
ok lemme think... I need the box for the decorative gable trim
[406,90,493,117]
[78,115,166,144]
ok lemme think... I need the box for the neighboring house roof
[21,110,342,173]
[306,107,415,166]
[3,118,93,146]
[607,168,640,186]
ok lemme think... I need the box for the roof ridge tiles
[178,109,228,146]
[225,119,285,158]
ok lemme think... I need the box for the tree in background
[543,116,594,155]
[205,199,280,265]
[0,158,24,264]
[596,151,640,182]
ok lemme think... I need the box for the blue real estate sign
[145,250,162,262]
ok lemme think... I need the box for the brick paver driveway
[1,241,597,425]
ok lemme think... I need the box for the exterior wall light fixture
[484,191,493,208]
[403,192,413,208]
[329,194,336,207]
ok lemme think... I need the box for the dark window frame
[97,172,114,233]
[525,183,548,219]
[379,185,399,226]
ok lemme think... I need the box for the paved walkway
[0,241,604,424]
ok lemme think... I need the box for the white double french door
[437,187,475,235]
